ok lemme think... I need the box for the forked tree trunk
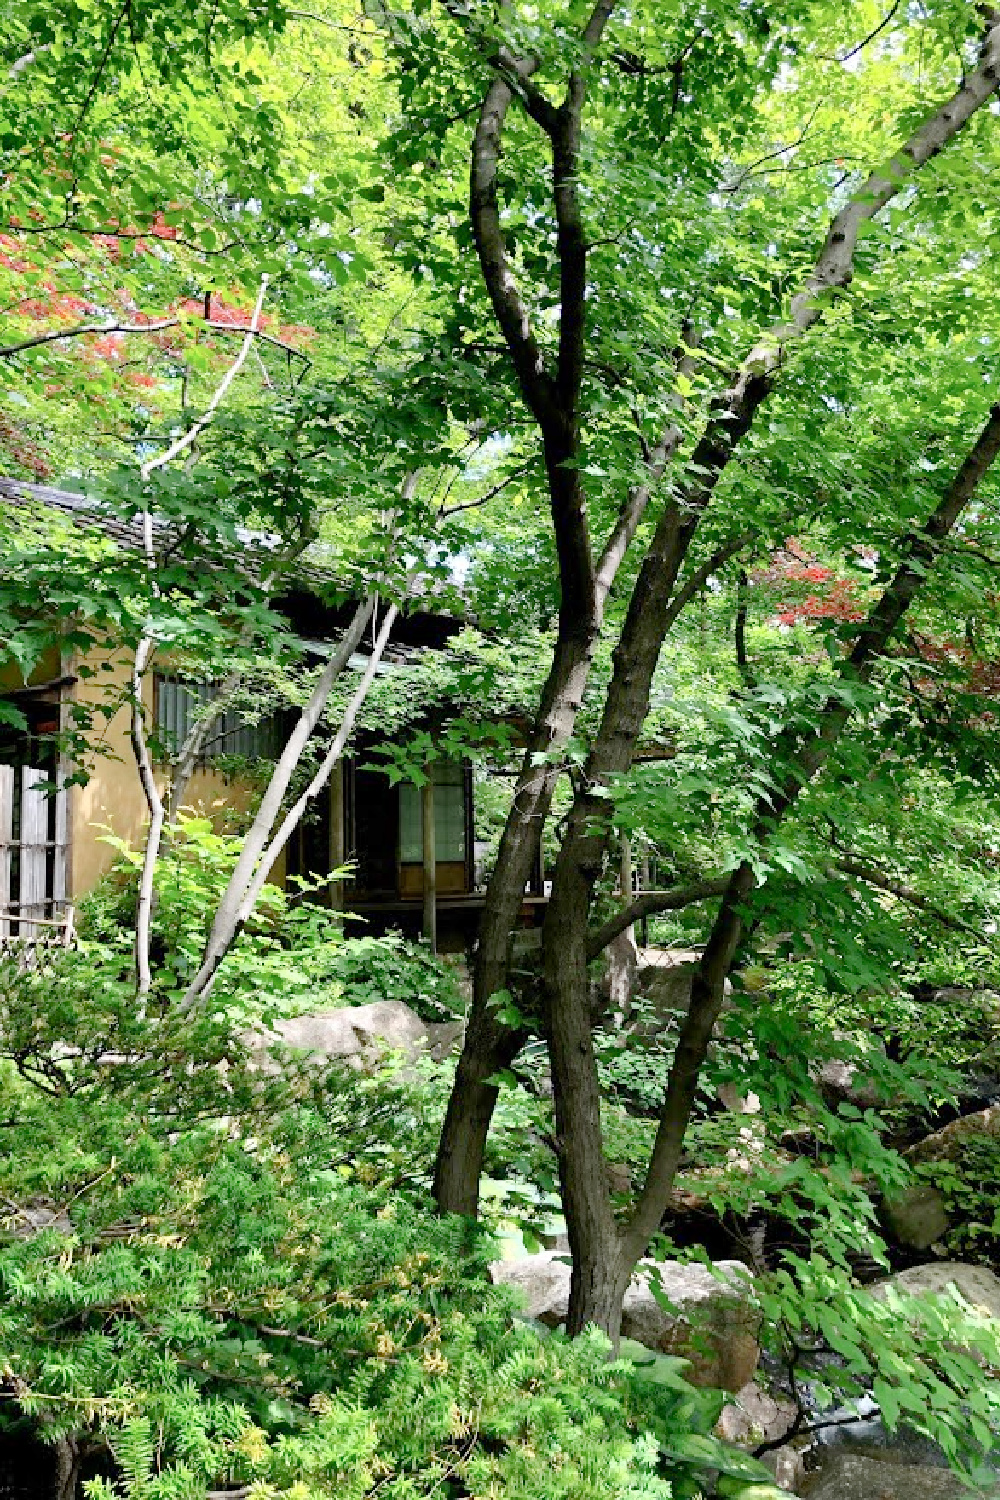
[433,625,596,1214]
[435,4,1000,1244]
[551,403,1000,1341]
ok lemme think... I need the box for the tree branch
[587,879,729,959]
[140,278,268,478]
[439,460,533,518]
[817,0,903,64]
[470,76,558,429]
[662,531,757,633]
[0,312,305,362]
[130,279,269,995]
[0,318,178,358]
[624,401,1000,1257]
[594,327,702,603]
[830,856,985,940]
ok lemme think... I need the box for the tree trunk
[543,850,629,1340]
[433,623,596,1215]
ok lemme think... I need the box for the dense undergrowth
[0,832,766,1499]
[1,828,999,1495]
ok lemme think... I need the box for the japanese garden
[2,1,1000,1496]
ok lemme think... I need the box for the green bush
[330,931,466,1023]
[0,937,766,1500]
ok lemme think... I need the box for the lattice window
[398,759,467,863]
[154,676,280,762]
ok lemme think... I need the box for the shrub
[0,940,767,1500]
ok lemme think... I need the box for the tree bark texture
[535,15,1000,1337]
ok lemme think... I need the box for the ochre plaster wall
[0,647,64,696]
[66,642,284,897]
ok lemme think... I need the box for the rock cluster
[250,999,463,1070]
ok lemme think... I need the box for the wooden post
[421,776,436,952]
[0,764,12,939]
[620,831,634,942]
[329,759,346,910]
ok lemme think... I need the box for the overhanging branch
[831,856,986,940]
[587,878,729,959]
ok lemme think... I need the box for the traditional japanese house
[0,477,543,951]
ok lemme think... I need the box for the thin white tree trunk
[232,603,398,930]
[129,282,270,991]
[178,593,378,1006]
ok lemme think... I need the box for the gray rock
[606,931,638,1022]
[717,1380,797,1446]
[872,1261,1000,1321]
[1,1202,72,1239]
[255,1000,430,1070]
[802,1452,972,1500]
[490,1252,758,1389]
[882,1182,950,1251]
[907,1106,1000,1165]
[425,1019,464,1061]
[763,1445,805,1494]
[635,949,701,1015]
[490,1250,570,1325]
[818,1055,880,1111]
[621,1259,759,1391]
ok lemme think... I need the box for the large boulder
[817,1055,881,1111]
[255,1000,431,1069]
[872,1261,1000,1321]
[621,1259,758,1391]
[881,1182,950,1251]
[490,1252,758,1390]
[634,949,703,1017]
[425,1019,465,1061]
[802,1453,969,1500]
[490,1250,570,1325]
[906,1105,1000,1165]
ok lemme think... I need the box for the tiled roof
[0,475,279,560]
[0,476,466,650]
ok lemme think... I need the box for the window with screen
[154,676,280,762]
[398,759,466,863]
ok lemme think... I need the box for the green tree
[386,0,1000,1343]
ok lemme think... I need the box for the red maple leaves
[755,549,867,626]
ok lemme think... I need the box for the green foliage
[755,1253,1000,1474]
[83,814,347,1020]
[0,947,743,1500]
[920,1136,1000,1262]
[330,931,465,1024]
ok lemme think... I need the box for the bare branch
[440,460,534,518]
[722,103,821,194]
[0,318,178,359]
[140,279,268,480]
[663,531,757,631]
[817,0,904,64]
[235,603,399,924]
[179,592,376,1008]
[68,0,129,145]
[130,279,269,994]
[594,329,702,603]
[131,633,164,998]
